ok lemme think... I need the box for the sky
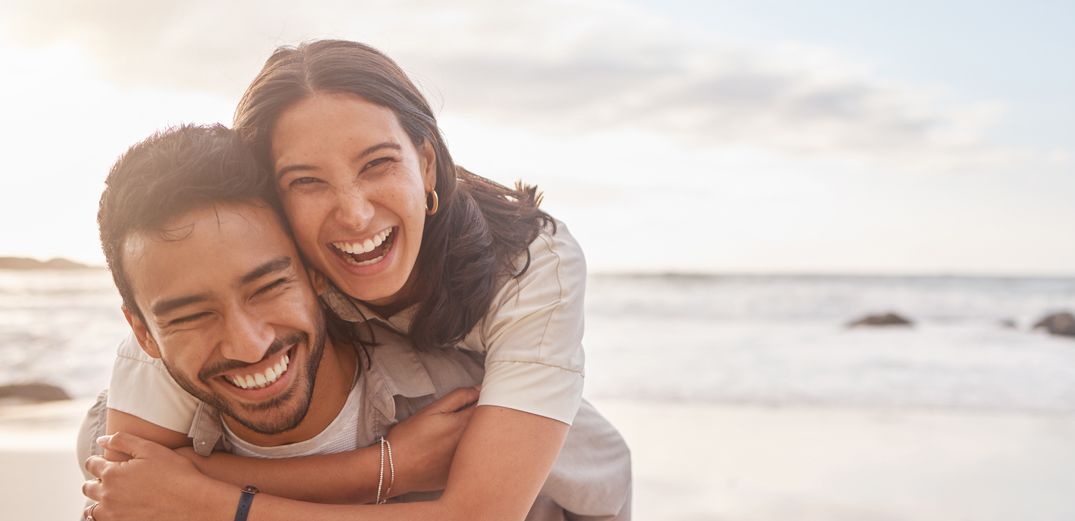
[1,0,1072,275]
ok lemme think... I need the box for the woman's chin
[330,265,409,308]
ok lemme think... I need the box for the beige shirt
[320,220,587,425]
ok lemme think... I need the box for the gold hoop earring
[426,190,439,216]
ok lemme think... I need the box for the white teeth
[225,351,291,390]
[332,228,393,255]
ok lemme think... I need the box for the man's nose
[219,307,274,363]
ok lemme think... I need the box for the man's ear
[122,306,161,359]
[419,141,437,193]
[306,267,329,295]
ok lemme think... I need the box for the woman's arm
[427,405,569,520]
[175,386,478,503]
[105,409,190,458]
[105,386,477,504]
[86,407,566,521]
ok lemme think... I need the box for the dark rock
[1033,312,1075,338]
[847,312,913,328]
[998,318,1018,329]
[0,383,72,402]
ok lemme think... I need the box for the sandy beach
[0,399,93,521]
[3,397,1074,521]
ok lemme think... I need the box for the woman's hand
[386,386,479,495]
[82,432,231,521]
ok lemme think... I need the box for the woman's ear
[122,306,161,359]
[419,141,437,192]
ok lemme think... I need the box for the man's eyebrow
[151,294,210,317]
[275,142,402,180]
[240,256,293,285]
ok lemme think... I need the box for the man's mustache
[198,331,306,381]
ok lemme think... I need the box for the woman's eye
[363,157,394,172]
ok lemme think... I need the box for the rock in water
[0,383,72,402]
[1033,312,1075,338]
[847,312,913,328]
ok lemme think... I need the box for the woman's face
[270,92,436,308]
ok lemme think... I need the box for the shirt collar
[319,285,418,334]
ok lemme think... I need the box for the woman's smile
[271,92,436,306]
[329,225,399,271]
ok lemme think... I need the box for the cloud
[1,0,1020,172]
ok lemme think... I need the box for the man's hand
[386,386,479,495]
[83,432,228,521]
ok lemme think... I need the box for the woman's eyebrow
[352,142,401,162]
[275,142,401,179]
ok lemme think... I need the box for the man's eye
[170,312,210,326]
[289,177,320,187]
[255,278,289,296]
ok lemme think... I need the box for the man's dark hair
[98,124,279,320]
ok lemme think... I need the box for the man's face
[122,201,326,435]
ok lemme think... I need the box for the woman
[84,40,629,520]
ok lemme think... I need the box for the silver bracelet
[376,436,386,504]
[383,437,396,502]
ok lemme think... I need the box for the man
[80,124,630,519]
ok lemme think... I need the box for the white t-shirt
[108,221,587,431]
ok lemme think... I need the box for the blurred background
[1,1,1074,520]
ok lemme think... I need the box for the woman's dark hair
[234,40,553,350]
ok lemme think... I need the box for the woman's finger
[82,478,103,501]
[84,456,110,479]
[97,431,168,459]
[455,404,477,422]
[422,386,481,415]
[82,502,99,521]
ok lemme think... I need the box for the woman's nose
[334,186,375,230]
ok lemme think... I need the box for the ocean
[2,269,1074,414]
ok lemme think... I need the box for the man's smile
[222,348,292,390]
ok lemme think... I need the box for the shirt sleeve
[106,333,200,434]
[464,221,587,425]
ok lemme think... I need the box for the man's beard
[162,313,327,435]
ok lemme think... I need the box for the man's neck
[222,337,357,447]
